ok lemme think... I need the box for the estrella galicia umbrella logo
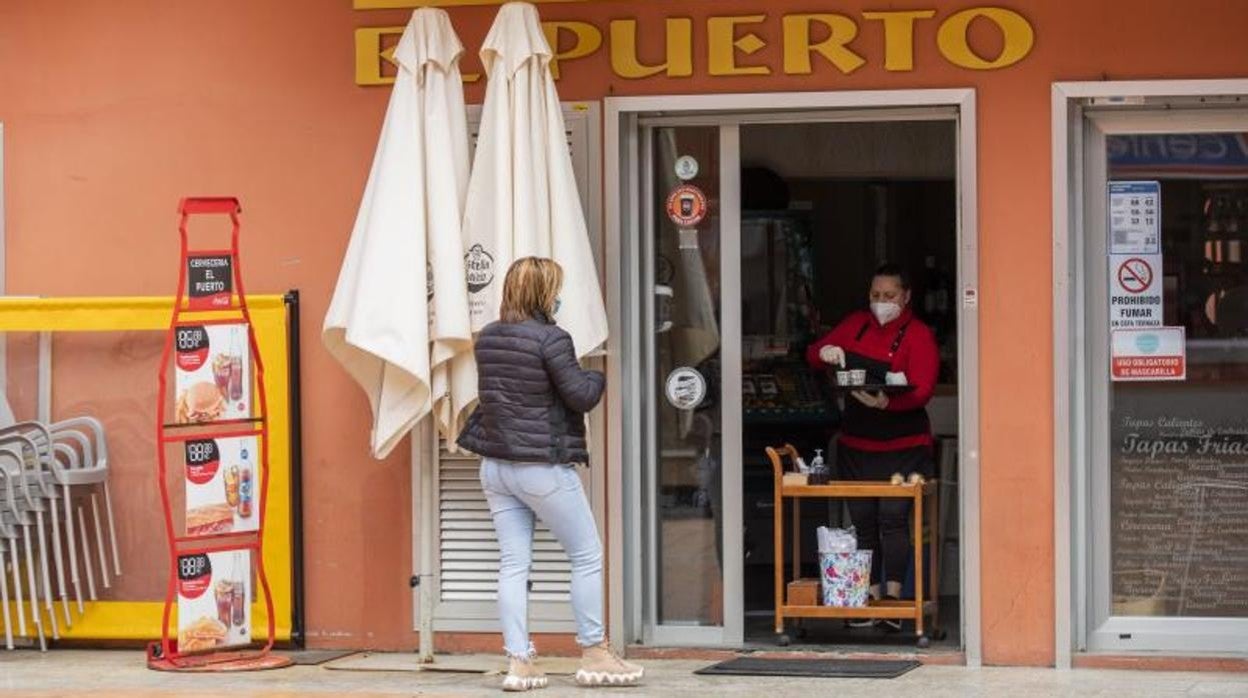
[426,261,434,301]
[465,244,494,294]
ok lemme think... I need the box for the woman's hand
[818,345,846,367]
[850,390,889,409]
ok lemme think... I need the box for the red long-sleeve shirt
[805,306,939,451]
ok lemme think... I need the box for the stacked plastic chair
[0,407,120,651]
[0,429,53,650]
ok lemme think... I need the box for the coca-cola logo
[465,244,494,294]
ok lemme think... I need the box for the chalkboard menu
[1111,384,1248,618]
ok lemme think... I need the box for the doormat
[272,649,358,665]
[694,657,920,679]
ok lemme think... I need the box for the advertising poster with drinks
[176,549,252,652]
[174,323,251,424]
[184,436,260,537]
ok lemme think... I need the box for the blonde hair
[499,257,563,323]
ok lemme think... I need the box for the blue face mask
[553,298,562,314]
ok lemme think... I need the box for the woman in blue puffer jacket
[458,256,644,692]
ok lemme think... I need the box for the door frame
[1051,79,1248,668]
[605,88,982,663]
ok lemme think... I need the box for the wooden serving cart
[765,444,943,648]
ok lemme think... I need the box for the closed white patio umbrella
[462,2,608,358]
[323,8,475,459]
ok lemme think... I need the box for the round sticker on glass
[666,184,708,228]
[665,367,707,410]
[674,155,699,181]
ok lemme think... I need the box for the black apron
[841,320,931,442]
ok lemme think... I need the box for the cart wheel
[916,635,931,649]
[777,634,791,647]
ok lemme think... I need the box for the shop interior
[649,118,961,650]
[735,120,961,648]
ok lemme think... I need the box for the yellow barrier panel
[0,295,293,642]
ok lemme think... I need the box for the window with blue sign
[1106,132,1248,619]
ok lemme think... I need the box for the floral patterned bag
[819,551,872,607]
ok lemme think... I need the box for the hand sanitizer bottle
[809,449,828,485]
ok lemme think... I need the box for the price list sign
[1109,181,1160,255]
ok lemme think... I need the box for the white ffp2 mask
[870,302,902,325]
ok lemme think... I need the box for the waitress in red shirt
[805,263,939,608]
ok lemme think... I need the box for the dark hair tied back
[872,262,910,291]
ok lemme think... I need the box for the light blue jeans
[479,457,605,657]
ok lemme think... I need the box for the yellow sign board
[354,6,1035,86]
[0,295,295,642]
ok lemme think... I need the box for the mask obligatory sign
[353,3,1035,85]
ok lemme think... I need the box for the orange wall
[2,0,1247,665]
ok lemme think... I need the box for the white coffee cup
[835,371,851,386]
[849,369,867,386]
[885,371,908,386]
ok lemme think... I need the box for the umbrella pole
[418,418,437,663]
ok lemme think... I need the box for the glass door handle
[655,284,673,334]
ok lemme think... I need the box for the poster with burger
[177,550,251,652]
[174,323,250,424]
[185,436,260,537]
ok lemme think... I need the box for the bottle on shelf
[228,325,245,403]
[230,552,246,631]
[808,449,829,485]
[238,446,253,519]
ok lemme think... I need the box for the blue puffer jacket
[456,315,604,465]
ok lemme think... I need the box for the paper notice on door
[1108,181,1160,255]
[1109,254,1164,330]
[1111,326,1186,381]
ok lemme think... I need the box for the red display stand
[147,198,290,671]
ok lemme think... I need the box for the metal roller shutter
[437,447,574,603]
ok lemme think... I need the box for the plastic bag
[817,525,857,553]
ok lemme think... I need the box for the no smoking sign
[1109,253,1162,329]
[1117,257,1153,294]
